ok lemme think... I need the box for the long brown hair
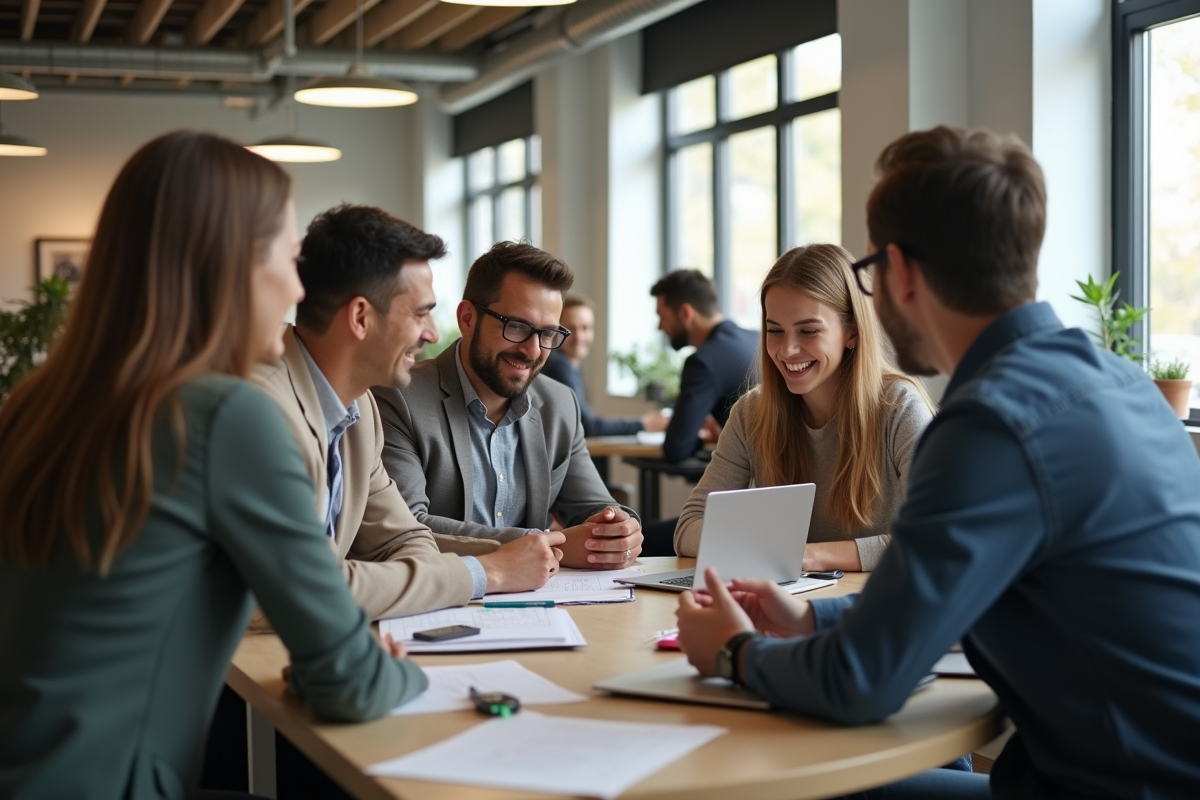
[0,131,291,572]
[746,244,931,531]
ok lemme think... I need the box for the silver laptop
[616,483,835,595]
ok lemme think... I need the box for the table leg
[246,705,277,798]
[638,466,661,521]
[592,454,610,484]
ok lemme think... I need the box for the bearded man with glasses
[374,241,643,570]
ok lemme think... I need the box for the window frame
[662,46,839,314]
[464,134,541,262]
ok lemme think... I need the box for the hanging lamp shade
[0,131,47,157]
[0,73,39,101]
[294,64,418,108]
[246,135,342,163]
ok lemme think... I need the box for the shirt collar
[295,334,360,441]
[943,301,1064,401]
[454,340,531,422]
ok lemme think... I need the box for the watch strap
[723,632,757,685]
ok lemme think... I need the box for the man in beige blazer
[254,205,564,623]
[374,241,643,568]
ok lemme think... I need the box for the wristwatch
[716,632,758,685]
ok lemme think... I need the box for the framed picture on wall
[34,238,89,291]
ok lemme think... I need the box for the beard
[469,334,544,399]
[666,323,689,351]
[875,277,938,377]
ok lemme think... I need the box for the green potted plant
[610,343,684,405]
[1070,272,1149,363]
[1149,357,1192,418]
[0,276,71,401]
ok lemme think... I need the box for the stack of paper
[367,712,726,799]
[392,660,585,715]
[380,606,586,653]
[470,566,641,605]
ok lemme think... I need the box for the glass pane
[497,138,526,184]
[529,182,542,246]
[497,186,526,243]
[468,147,495,193]
[672,74,716,135]
[792,108,842,246]
[1148,16,1200,409]
[528,134,542,176]
[791,33,842,102]
[729,126,777,327]
[470,195,494,260]
[727,55,778,121]
[673,142,714,275]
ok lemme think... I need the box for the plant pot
[1154,379,1193,418]
[644,381,665,404]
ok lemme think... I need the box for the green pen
[482,600,555,608]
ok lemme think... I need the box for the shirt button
[498,474,504,481]
[497,512,503,518]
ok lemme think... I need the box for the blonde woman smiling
[674,244,933,571]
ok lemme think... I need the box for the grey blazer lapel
[519,398,550,530]
[436,346,474,521]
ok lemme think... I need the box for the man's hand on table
[477,531,566,592]
[557,506,642,569]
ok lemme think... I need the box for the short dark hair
[562,292,593,312]
[650,269,719,317]
[866,126,1045,315]
[463,241,574,306]
[296,204,446,333]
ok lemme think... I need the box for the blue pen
[483,600,555,608]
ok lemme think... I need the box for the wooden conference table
[227,559,1003,800]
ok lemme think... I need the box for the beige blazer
[252,328,474,621]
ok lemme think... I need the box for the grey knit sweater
[673,379,933,570]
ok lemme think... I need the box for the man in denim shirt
[676,127,1200,799]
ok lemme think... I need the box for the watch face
[716,646,735,681]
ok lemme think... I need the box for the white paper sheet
[367,712,726,799]
[469,567,642,605]
[932,652,976,677]
[380,606,586,653]
[392,660,586,716]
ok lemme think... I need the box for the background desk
[585,437,709,520]
[227,560,1002,800]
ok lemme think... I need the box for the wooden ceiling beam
[241,0,319,46]
[127,0,176,44]
[307,0,385,46]
[362,0,435,48]
[438,6,524,52]
[20,0,42,40]
[393,2,478,50]
[186,0,248,44]
[71,0,107,42]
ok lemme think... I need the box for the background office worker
[676,126,1200,799]
[254,204,562,620]
[651,269,759,464]
[542,292,670,436]
[0,132,422,800]
[375,241,643,569]
[673,244,932,572]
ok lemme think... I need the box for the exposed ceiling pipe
[438,0,704,115]
[0,42,478,85]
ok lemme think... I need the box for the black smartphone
[413,624,481,642]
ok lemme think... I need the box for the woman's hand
[726,578,816,638]
[801,540,862,572]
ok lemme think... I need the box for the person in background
[0,131,423,800]
[673,244,933,572]
[676,126,1200,800]
[541,292,670,437]
[651,269,759,464]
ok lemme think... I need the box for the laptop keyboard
[660,576,695,587]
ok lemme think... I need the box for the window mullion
[777,49,794,256]
[714,71,732,312]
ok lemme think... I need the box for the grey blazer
[372,346,636,555]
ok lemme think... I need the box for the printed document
[379,606,586,653]
[392,660,585,715]
[469,567,642,605]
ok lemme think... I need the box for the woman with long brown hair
[0,131,424,799]
[674,244,933,571]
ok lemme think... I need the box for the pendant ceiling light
[0,73,39,101]
[0,102,47,157]
[247,77,343,163]
[294,0,418,108]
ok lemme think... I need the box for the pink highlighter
[656,633,681,650]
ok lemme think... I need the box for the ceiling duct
[438,0,704,114]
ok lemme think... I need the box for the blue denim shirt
[742,302,1200,799]
[295,337,359,540]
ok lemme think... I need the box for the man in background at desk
[542,292,670,437]
[651,270,758,463]
[676,126,1200,799]
[374,241,643,569]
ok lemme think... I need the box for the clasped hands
[676,567,816,677]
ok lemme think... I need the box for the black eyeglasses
[850,244,922,297]
[471,302,572,350]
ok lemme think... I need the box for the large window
[665,34,841,328]
[1115,1,1200,415]
[465,135,542,262]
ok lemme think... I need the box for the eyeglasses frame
[470,301,572,350]
[849,244,923,297]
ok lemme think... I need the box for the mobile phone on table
[413,624,481,642]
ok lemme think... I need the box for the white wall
[0,91,419,307]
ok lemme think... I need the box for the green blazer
[0,376,426,800]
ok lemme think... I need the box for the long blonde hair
[0,131,291,572]
[747,244,930,531]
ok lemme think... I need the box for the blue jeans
[836,768,991,800]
